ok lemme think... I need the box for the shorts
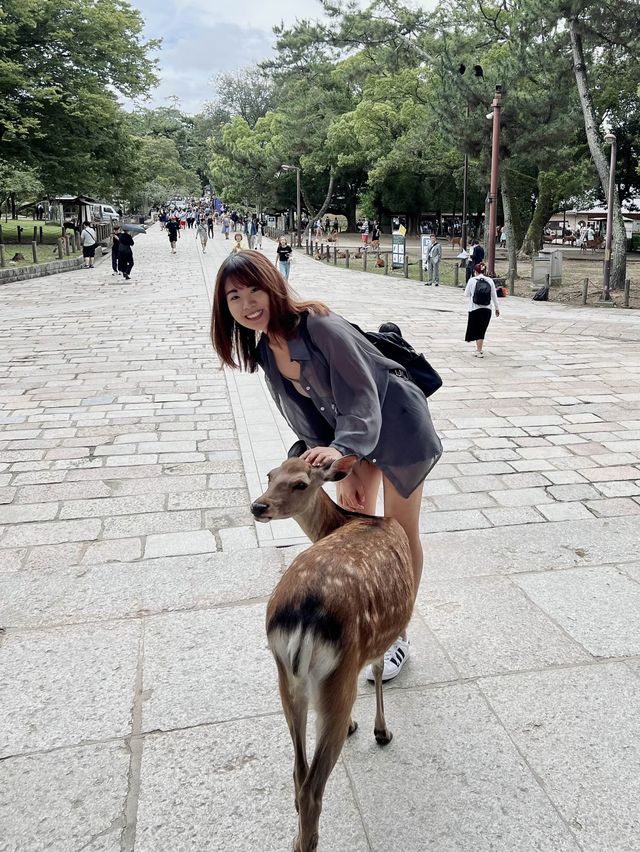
[82,245,96,258]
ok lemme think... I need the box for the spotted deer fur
[251,455,414,852]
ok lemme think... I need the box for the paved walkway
[1,224,639,851]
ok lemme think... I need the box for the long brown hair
[211,250,328,372]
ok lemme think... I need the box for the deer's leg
[294,671,357,852]
[371,656,393,745]
[276,658,309,814]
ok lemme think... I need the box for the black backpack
[473,276,492,306]
[352,326,443,398]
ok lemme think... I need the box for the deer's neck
[294,489,352,543]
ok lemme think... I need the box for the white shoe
[475,351,484,358]
[365,638,410,682]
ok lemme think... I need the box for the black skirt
[465,308,491,342]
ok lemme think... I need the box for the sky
[129,0,356,115]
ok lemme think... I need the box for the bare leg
[383,476,425,599]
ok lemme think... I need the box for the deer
[448,234,462,249]
[251,451,414,852]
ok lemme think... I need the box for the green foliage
[0,0,158,196]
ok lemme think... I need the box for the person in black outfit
[207,214,214,238]
[167,217,180,253]
[118,231,135,280]
[466,240,485,282]
[111,225,121,276]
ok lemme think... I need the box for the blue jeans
[278,260,290,280]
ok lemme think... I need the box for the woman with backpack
[211,250,442,683]
[464,262,500,358]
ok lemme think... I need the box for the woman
[111,224,121,276]
[80,220,97,269]
[275,235,292,280]
[117,229,134,280]
[211,251,442,681]
[464,262,500,357]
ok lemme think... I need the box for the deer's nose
[251,501,269,517]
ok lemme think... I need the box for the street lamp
[281,164,302,248]
[487,85,502,278]
[458,63,484,251]
[601,133,617,302]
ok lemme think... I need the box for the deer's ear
[322,454,358,482]
[287,440,308,458]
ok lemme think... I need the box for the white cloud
[129,0,342,113]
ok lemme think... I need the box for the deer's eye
[292,481,308,491]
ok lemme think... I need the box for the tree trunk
[10,192,16,219]
[518,176,555,258]
[500,169,518,279]
[300,170,335,223]
[569,18,626,290]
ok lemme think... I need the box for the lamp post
[487,85,502,277]
[601,133,617,302]
[281,164,302,248]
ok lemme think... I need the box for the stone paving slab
[1,223,640,850]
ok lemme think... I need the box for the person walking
[166,217,180,253]
[464,262,500,357]
[117,230,134,280]
[196,220,208,253]
[466,239,485,282]
[221,213,231,240]
[111,224,121,276]
[254,219,264,250]
[207,213,214,238]
[425,234,442,286]
[80,221,97,269]
[275,235,292,279]
[210,251,442,681]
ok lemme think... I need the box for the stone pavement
[1,223,639,851]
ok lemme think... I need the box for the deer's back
[266,516,413,668]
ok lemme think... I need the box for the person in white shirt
[80,221,97,269]
[464,262,500,358]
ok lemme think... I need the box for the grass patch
[0,219,66,245]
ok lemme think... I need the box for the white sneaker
[475,351,484,358]
[365,638,410,682]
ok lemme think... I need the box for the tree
[0,0,158,195]
[0,161,43,219]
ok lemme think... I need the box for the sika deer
[251,454,414,852]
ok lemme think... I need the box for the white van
[98,204,119,223]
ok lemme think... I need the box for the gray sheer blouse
[256,311,442,497]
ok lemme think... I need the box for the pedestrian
[221,213,231,239]
[80,220,97,269]
[117,229,134,280]
[360,218,369,247]
[464,262,500,358]
[111,224,121,276]
[207,213,214,238]
[500,227,507,249]
[332,217,339,234]
[210,252,442,681]
[254,219,264,250]
[36,202,44,221]
[196,220,208,253]
[425,234,442,286]
[371,220,381,250]
[275,234,292,279]
[231,232,246,255]
[466,239,484,282]
[167,217,180,253]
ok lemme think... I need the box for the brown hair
[211,250,328,372]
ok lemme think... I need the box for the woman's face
[224,280,270,333]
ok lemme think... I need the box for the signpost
[420,235,430,270]
[392,233,406,269]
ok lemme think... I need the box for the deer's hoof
[348,720,358,736]
[374,728,393,746]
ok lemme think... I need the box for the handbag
[351,325,443,398]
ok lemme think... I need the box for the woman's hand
[301,446,343,466]
[495,308,500,317]
[336,473,366,511]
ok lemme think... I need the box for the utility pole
[487,85,502,277]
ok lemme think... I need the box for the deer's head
[251,455,357,522]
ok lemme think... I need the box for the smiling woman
[210,249,442,685]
